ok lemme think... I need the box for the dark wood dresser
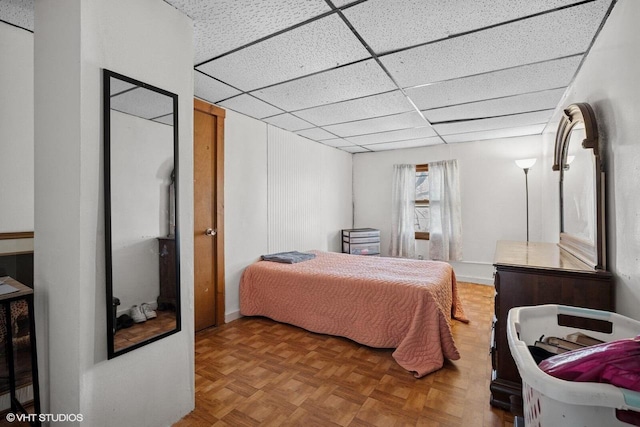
[490,240,613,411]
[157,237,177,310]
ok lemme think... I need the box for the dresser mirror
[103,69,180,359]
[552,102,606,270]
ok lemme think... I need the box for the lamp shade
[515,158,537,169]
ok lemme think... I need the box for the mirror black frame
[552,102,606,270]
[103,69,181,359]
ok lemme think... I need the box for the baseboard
[225,310,242,323]
[449,260,494,285]
[455,275,494,286]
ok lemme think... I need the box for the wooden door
[194,99,225,331]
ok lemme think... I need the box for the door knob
[205,228,217,236]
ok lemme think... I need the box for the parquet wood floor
[114,309,177,351]
[174,282,514,427]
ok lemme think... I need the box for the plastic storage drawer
[342,228,380,239]
[343,242,380,255]
[342,228,380,256]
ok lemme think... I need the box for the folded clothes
[261,251,316,264]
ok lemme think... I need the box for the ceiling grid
[0,0,618,152]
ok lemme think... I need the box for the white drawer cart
[342,228,380,256]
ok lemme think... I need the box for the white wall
[223,111,353,320]
[267,125,353,253]
[223,110,269,322]
[541,0,640,319]
[34,1,194,425]
[353,135,544,284]
[0,23,33,233]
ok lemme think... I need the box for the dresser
[342,228,380,256]
[490,240,613,411]
[157,237,177,310]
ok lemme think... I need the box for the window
[415,164,429,240]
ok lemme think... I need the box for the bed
[239,250,468,378]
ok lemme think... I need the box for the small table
[0,277,40,426]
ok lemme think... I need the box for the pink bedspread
[240,250,468,378]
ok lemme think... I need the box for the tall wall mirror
[103,69,180,359]
[552,102,606,270]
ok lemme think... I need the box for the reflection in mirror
[104,69,180,359]
[553,102,606,270]
[562,124,596,244]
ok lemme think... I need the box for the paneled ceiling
[1,0,616,152]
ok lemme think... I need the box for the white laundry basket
[507,304,640,427]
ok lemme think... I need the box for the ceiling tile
[295,127,337,141]
[331,0,361,7]
[406,55,581,110]
[110,79,137,96]
[423,88,566,123]
[365,137,444,152]
[339,145,371,153]
[443,124,546,143]
[380,1,610,88]
[346,126,438,145]
[434,110,554,135]
[320,138,356,147]
[344,0,591,54]
[263,113,314,132]
[111,87,173,120]
[323,111,427,138]
[218,94,283,119]
[0,0,34,31]
[252,59,396,111]
[196,14,369,91]
[164,0,331,63]
[194,72,242,104]
[293,90,414,126]
[153,114,174,126]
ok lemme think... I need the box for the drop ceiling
[1,0,616,152]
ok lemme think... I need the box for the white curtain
[390,164,416,258]
[429,160,463,261]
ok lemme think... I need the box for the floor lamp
[515,158,536,242]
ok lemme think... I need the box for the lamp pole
[515,158,536,243]
[524,167,530,242]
